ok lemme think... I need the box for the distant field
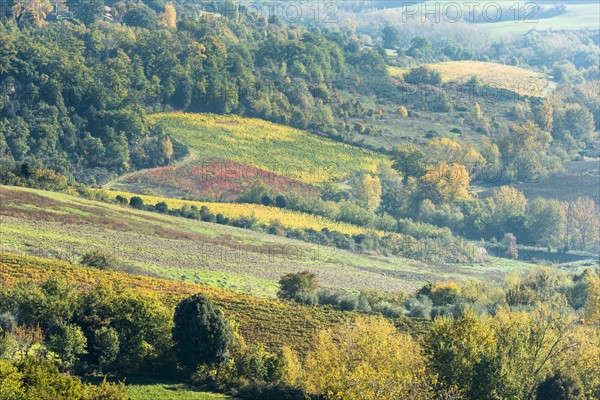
[476,3,600,39]
[0,186,540,296]
[390,61,551,97]
[478,160,600,203]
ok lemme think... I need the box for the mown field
[390,61,551,97]
[0,185,539,296]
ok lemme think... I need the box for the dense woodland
[0,0,599,399]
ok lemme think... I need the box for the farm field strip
[0,252,355,355]
[103,188,378,237]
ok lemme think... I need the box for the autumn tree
[11,0,52,27]
[486,186,528,240]
[420,162,471,204]
[527,198,566,247]
[391,144,426,184]
[354,173,382,211]
[162,136,173,163]
[158,2,176,29]
[471,102,483,122]
[567,197,600,251]
[305,316,433,399]
[533,98,553,132]
[425,137,485,166]
[397,105,408,117]
[497,121,555,182]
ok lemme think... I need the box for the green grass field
[125,377,234,400]
[0,185,541,296]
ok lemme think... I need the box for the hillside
[0,185,538,296]
[107,113,391,201]
[0,252,353,356]
[390,61,552,97]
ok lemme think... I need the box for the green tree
[172,293,232,372]
[403,66,442,85]
[277,271,319,305]
[382,26,400,49]
[47,323,87,371]
[73,0,104,25]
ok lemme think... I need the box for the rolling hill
[107,113,391,201]
[0,185,538,297]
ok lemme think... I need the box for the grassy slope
[0,185,538,295]
[0,252,357,356]
[390,61,551,97]
[108,113,391,199]
[127,379,234,400]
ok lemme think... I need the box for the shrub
[80,250,119,271]
[277,272,319,305]
[404,295,433,319]
[155,201,169,213]
[372,301,404,318]
[173,293,233,372]
[338,295,359,311]
[129,196,144,209]
[115,195,128,205]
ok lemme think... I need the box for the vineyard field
[103,188,374,237]
[0,252,355,355]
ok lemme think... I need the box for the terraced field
[0,186,538,296]
[390,61,552,97]
[108,113,391,200]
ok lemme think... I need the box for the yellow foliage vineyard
[104,189,381,237]
[0,252,353,355]
[147,112,391,184]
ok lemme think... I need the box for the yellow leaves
[583,273,600,325]
[489,186,527,216]
[304,316,433,400]
[425,137,485,166]
[421,162,471,203]
[354,174,382,211]
[158,2,177,29]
